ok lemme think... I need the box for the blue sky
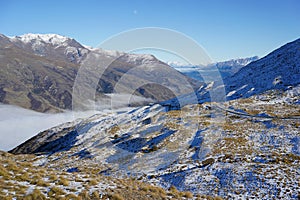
[0,0,299,62]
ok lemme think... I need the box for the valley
[1,34,299,199]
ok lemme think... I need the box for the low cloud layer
[0,94,152,151]
[0,104,96,151]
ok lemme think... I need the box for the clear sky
[0,0,299,62]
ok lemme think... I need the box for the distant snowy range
[168,56,259,82]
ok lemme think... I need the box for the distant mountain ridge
[162,38,300,108]
[0,33,199,112]
[169,56,259,82]
[9,33,89,63]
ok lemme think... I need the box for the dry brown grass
[0,150,207,200]
[0,195,13,200]
[88,178,98,186]
[5,161,20,172]
[108,125,120,135]
[15,172,30,182]
[245,109,260,116]
[237,98,254,104]
[109,193,125,200]
[57,176,69,186]
[166,110,182,118]
[24,189,46,200]
[48,174,58,182]
[182,191,194,198]
[48,186,65,197]
[212,136,254,156]
[65,193,81,199]
[164,122,180,130]
[30,175,50,187]
[0,165,9,179]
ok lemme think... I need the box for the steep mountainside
[0,33,199,112]
[173,38,300,107]
[224,38,300,99]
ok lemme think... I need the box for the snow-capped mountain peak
[8,33,160,65]
[8,33,88,63]
[11,33,71,47]
[215,56,259,67]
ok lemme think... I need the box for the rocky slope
[0,33,199,112]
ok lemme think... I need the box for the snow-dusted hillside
[167,38,300,107]
[224,38,300,100]
[10,88,300,198]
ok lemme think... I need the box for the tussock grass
[15,172,30,182]
[108,125,120,135]
[65,193,80,199]
[48,174,58,182]
[109,193,125,200]
[48,186,65,197]
[164,122,180,130]
[0,195,13,200]
[24,189,46,200]
[183,191,194,198]
[166,110,182,118]
[91,191,101,199]
[78,190,90,199]
[0,165,9,179]
[88,178,98,186]
[0,141,210,200]
[5,161,19,172]
[57,176,69,186]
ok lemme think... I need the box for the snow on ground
[10,88,299,199]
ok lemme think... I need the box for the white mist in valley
[0,104,94,151]
[0,94,152,151]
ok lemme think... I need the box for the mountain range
[0,33,199,112]
[169,56,259,82]
[7,37,300,199]
[163,38,300,109]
